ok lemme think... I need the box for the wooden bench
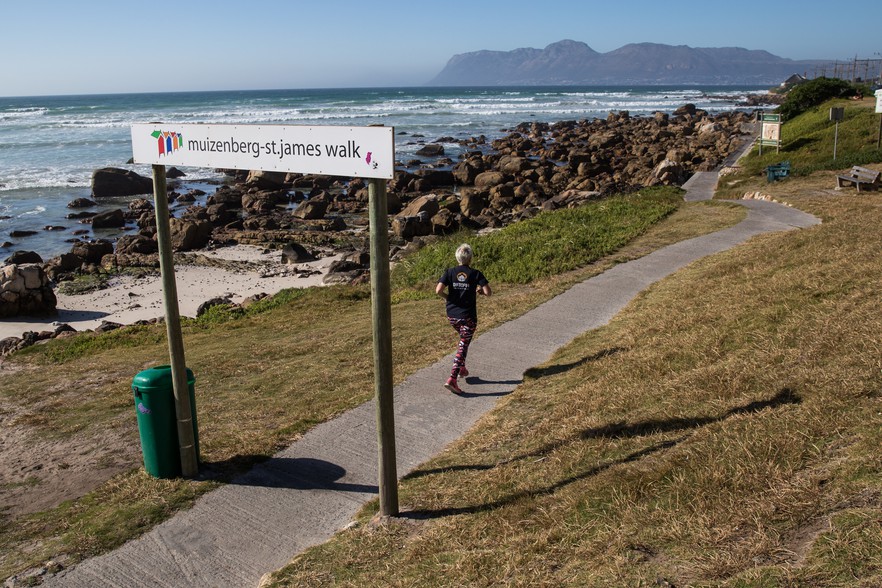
[836,166,881,192]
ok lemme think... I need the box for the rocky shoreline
[1,103,758,353]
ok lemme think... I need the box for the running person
[436,243,491,394]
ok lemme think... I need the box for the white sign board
[876,89,882,114]
[131,123,395,179]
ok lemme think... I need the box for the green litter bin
[132,365,199,478]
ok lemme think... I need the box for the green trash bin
[132,365,199,478]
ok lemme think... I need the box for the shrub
[778,77,857,120]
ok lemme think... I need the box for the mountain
[428,40,825,86]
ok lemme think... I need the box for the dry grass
[0,200,741,580]
[267,178,882,587]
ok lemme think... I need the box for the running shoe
[444,377,463,394]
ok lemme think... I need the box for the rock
[281,242,315,264]
[4,250,43,265]
[452,160,482,185]
[0,264,57,318]
[391,215,432,241]
[431,208,459,234]
[91,209,126,229]
[115,234,158,255]
[246,170,289,190]
[67,198,97,208]
[459,190,487,218]
[167,167,186,178]
[398,194,440,218]
[129,198,154,211]
[292,199,328,220]
[169,218,212,251]
[91,167,153,198]
[474,171,506,189]
[70,239,114,264]
[197,295,233,317]
[95,321,123,333]
[415,144,444,157]
[9,230,38,238]
[652,159,687,185]
[673,103,697,117]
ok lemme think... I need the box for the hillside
[429,39,826,85]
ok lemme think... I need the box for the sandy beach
[0,245,341,341]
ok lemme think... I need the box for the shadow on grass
[400,388,801,519]
[523,347,628,380]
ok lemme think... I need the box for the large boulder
[168,218,212,251]
[91,168,154,198]
[0,264,57,317]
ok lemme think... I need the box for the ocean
[0,86,767,260]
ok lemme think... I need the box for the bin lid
[132,365,195,390]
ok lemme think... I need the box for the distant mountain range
[428,40,826,86]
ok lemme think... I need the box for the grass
[261,101,882,586]
[0,188,740,581]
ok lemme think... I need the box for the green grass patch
[393,186,683,287]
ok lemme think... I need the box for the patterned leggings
[448,316,477,379]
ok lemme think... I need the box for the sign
[876,89,882,114]
[760,121,782,145]
[829,107,844,121]
[131,123,395,179]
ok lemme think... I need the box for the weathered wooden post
[368,176,398,517]
[151,164,199,478]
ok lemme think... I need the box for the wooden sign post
[133,124,396,509]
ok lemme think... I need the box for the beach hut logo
[151,130,184,157]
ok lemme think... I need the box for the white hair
[455,243,473,265]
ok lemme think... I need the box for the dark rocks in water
[66,211,96,220]
[91,209,126,229]
[91,167,153,198]
[167,167,186,178]
[415,144,445,157]
[4,250,43,265]
[9,230,38,238]
[67,198,97,208]
[43,225,67,231]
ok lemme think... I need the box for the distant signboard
[876,89,882,114]
[131,123,395,179]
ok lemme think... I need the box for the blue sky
[2,0,879,97]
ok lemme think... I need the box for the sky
[2,0,880,97]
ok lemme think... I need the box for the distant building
[780,74,807,89]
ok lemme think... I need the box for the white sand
[0,245,342,340]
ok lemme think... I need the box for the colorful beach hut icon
[151,130,183,157]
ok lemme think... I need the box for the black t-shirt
[439,265,488,320]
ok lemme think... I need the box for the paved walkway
[45,159,819,587]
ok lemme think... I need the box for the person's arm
[436,282,447,299]
[479,284,491,297]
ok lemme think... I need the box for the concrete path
[44,163,819,587]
